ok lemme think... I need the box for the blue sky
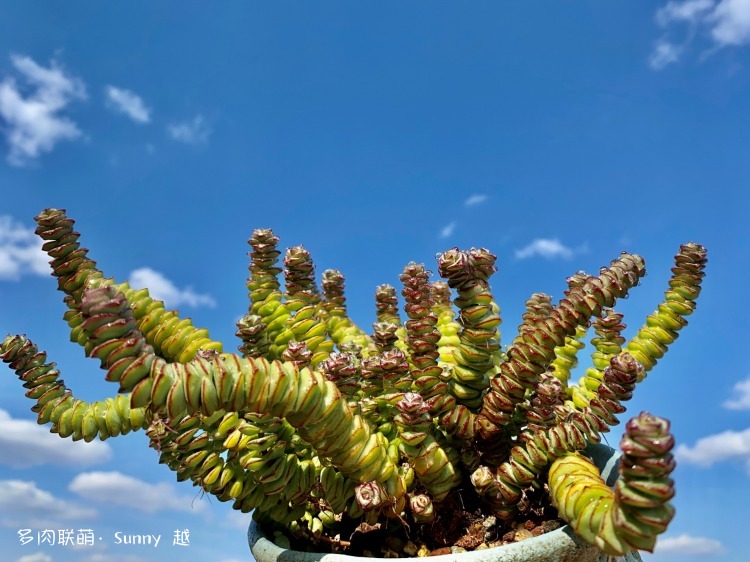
[0,2,748,561]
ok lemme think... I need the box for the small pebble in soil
[514,529,533,542]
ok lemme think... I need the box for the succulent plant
[2,209,707,557]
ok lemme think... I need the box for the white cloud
[649,40,684,69]
[439,222,456,238]
[69,471,207,514]
[128,267,216,308]
[167,114,211,144]
[654,533,726,556]
[0,216,49,280]
[710,0,750,45]
[0,409,111,467]
[651,0,750,68]
[464,194,487,207]
[675,426,750,470]
[0,480,97,527]
[0,54,86,166]
[15,553,52,562]
[724,376,750,409]
[514,238,575,260]
[105,86,150,124]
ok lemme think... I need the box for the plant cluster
[2,209,706,556]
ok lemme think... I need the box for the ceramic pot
[247,444,643,562]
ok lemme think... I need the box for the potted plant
[2,209,706,560]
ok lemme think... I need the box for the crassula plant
[2,209,706,557]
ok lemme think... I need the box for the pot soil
[248,444,644,562]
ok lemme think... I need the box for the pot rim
[247,443,640,562]
[248,518,611,562]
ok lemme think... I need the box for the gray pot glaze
[248,443,643,562]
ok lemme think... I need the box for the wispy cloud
[464,194,488,207]
[724,375,750,410]
[649,39,685,69]
[80,554,154,562]
[657,0,715,25]
[0,216,49,280]
[16,553,53,562]
[105,85,150,123]
[0,410,111,468]
[650,0,750,69]
[0,480,97,528]
[514,238,576,260]
[654,533,726,556]
[439,221,456,238]
[675,426,750,471]
[128,267,216,308]
[0,54,86,166]
[167,114,211,144]
[69,471,207,514]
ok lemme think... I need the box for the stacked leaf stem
[436,248,501,440]
[549,411,676,555]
